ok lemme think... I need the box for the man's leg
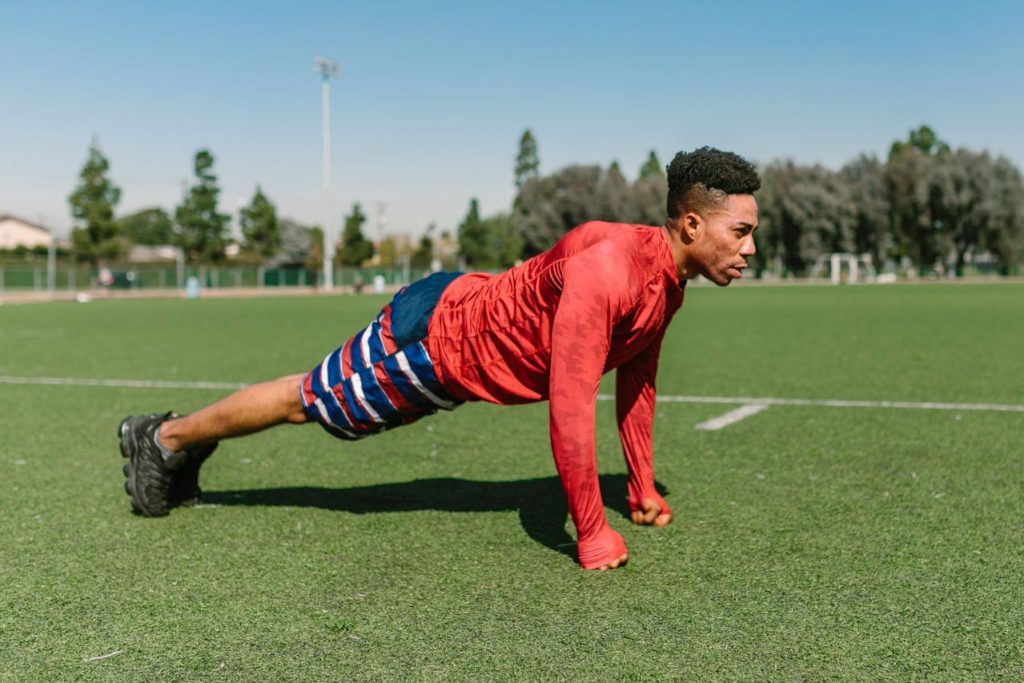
[158,373,308,451]
[120,374,309,517]
[121,272,464,517]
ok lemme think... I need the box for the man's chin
[709,271,737,286]
[718,267,747,285]
[692,268,740,286]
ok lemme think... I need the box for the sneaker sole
[119,416,163,517]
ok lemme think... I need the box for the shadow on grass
[203,474,668,562]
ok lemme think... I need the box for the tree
[596,161,632,223]
[482,213,523,268]
[270,218,316,267]
[928,148,992,274]
[920,149,1024,275]
[304,225,324,275]
[757,161,854,275]
[838,154,890,262]
[984,156,1024,273]
[337,202,374,266]
[884,146,932,266]
[68,141,122,264]
[514,165,601,255]
[457,198,488,266]
[629,174,667,226]
[459,200,523,269]
[638,150,664,180]
[631,151,667,225]
[377,236,400,268]
[786,166,855,266]
[411,224,435,270]
[239,186,280,261]
[175,149,230,264]
[883,125,955,270]
[890,124,950,157]
[751,162,786,274]
[516,163,653,256]
[118,207,173,246]
[514,129,540,191]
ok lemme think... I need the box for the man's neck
[661,223,692,280]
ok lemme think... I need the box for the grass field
[2,283,1023,680]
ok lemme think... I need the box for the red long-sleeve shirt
[426,221,685,567]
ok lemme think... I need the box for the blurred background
[2,0,1022,294]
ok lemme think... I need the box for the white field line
[0,375,245,391]
[631,394,1024,413]
[695,404,770,431]
[83,650,124,662]
[1,375,1023,414]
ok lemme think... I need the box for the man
[120,146,760,571]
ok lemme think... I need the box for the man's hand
[630,496,672,527]
[578,525,629,570]
[593,552,629,571]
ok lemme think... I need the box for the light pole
[314,55,340,289]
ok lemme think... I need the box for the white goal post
[808,253,877,284]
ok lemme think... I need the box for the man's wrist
[627,481,658,510]
[577,525,627,569]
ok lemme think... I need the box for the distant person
[98,266,114,292]
[119,147,761,571]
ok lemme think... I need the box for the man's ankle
[156,420,184,453]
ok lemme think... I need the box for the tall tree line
[460,131,667,264]
[500,125,1024,275]
[67,125,1024,276]
[67,145,312,268]
[755,126,1024,275]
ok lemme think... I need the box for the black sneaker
[119,412,218,516]
[169,438,218,507]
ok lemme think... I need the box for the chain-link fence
[0,264,424,294]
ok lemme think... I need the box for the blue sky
[2,0,1022,239]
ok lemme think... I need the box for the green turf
[1,283,1022,680]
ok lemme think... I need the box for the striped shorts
[300,272,464,440]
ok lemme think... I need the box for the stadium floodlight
[314,56,341,289]
[314,56,340,78]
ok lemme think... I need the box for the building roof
[0,214,52,235]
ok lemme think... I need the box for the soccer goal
[808,253,877,284]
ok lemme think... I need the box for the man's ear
[681,211,702,242]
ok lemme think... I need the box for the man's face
[688,194,758,286]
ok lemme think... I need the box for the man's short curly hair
[666,147,761,219]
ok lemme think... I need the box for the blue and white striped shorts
[299,272,464,440]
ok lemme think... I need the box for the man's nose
[740,235,756,257]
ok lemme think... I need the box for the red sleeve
[616,327,671,518]
[548,246,633,569]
